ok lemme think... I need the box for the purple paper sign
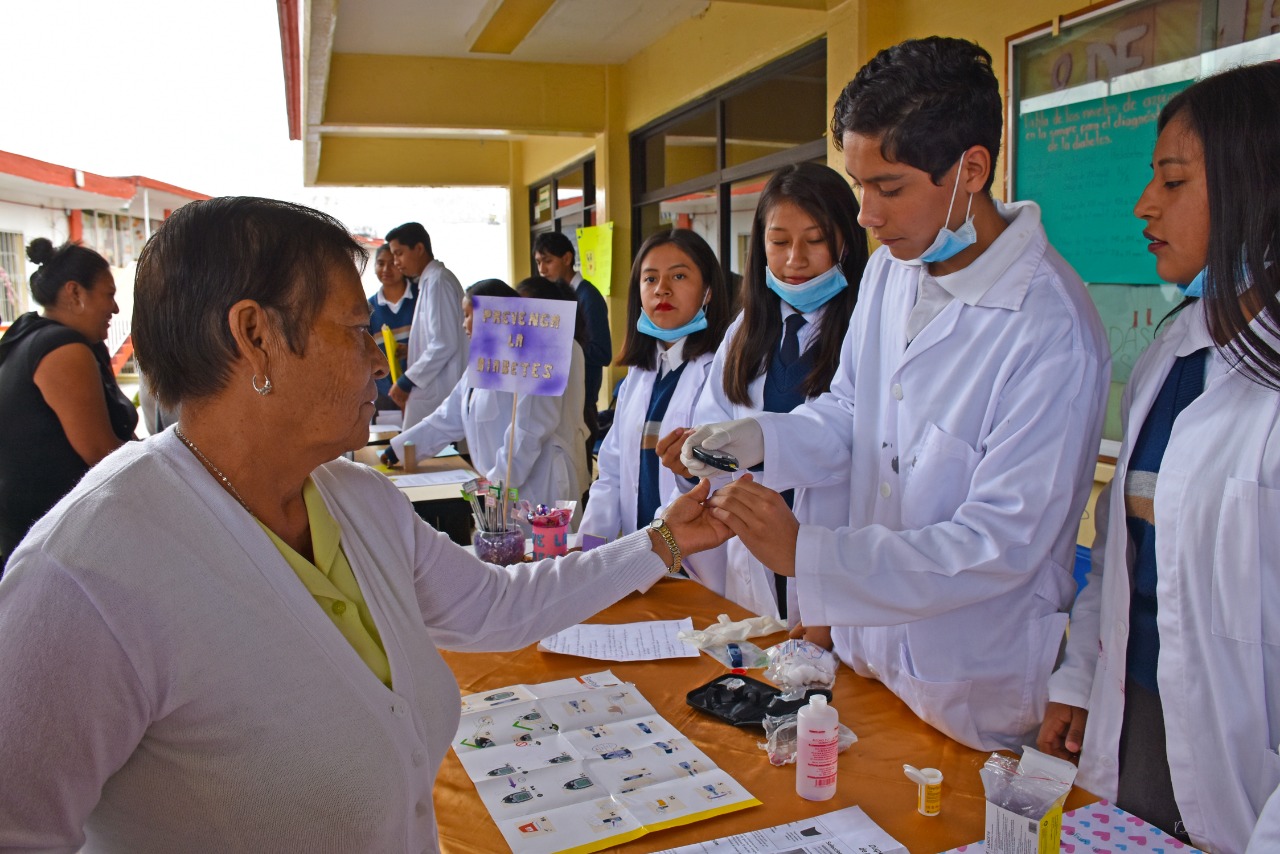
[467,296,577,397]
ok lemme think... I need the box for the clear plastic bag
[979,747,1077,818]
[759,711,857,766]
[700,640,769,670]
[764,638,839,700]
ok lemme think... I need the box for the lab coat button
[880,482,892,498]
[331,600,347,616]
[412,749,427,766]
[392,703,407,718]
[892,384,903,400]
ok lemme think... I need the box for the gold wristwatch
[649,517,682,573]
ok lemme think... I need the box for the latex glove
[680,418,766,478]
[677,613,786,648]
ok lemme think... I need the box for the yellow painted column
[508,141,530,288]
[595,64,632,406]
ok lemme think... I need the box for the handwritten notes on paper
[538,619,701,661]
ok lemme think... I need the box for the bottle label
[804,735,839,786]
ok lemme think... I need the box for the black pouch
[686,674,832,728]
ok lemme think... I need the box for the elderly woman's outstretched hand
[661,478,733,556]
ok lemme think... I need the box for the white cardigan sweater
[0,429,666,853]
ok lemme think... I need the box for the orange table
[434,577,1096,853]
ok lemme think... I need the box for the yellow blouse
[260,479,392,687]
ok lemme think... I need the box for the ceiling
[330,0,715,64]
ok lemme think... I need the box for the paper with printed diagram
[452,670,760,853]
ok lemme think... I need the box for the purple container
[473,529,525,565]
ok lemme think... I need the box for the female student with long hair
[388,277,590,509]
[1038,62,1280,851]
[578,229,729,541]
[671,162,868,619]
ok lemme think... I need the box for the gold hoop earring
[252,374,273,396]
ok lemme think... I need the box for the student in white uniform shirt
[1037,63,1280,853]
[685,37,1110,752]
[578,229,729,543]
[385,221,466,428]
[390,277,590,510]
[659,163,868,621]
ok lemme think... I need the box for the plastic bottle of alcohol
[795,694,838,800]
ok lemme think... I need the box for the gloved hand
[680,417,766,477]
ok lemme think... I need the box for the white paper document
[388,469,473,488]
[452,671,759,854]
[538,618,701,661]
[651,805,907,854]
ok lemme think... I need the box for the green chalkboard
[1014,80,1191,285]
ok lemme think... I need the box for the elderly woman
[0,197,729,851]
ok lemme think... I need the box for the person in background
[579,229,729,544]
[660,163,867,622]
[368,243,416,411]
[385,221,465,427]
[534,231,612,457]
[687,37,1109,752]
[388,278,589,510]
[512,275,593,505]
[1037,62,1280,853]
[0,197,730,850]
[0,238,136,572]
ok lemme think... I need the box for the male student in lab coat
[682,36,1111,752]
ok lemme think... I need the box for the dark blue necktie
[780,314,807,367]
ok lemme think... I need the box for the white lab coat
[755,201,1110,751]
[1049,301,1280,853]
[402,259,467,428]
[578,347,714,541]
[393,342,590,507]
[685,311,851,619]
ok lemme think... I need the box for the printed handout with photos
[452,670,761,854]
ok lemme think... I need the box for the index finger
[656,427,692,457]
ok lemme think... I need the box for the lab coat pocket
[896,644,983,749]
[473,391,502,424]
[1211,478,1280,646]
[902,422,981,529]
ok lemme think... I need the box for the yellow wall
[622,3,827,131]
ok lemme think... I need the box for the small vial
[402,441,418,473]
[903,764,943,816]
[795,694,839,801]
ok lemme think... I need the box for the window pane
[556,165,585,211]
[642,106,717,193]
[96,213,117,265]
[724,56,827,169]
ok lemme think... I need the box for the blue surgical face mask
[1179,267,1206,298]
[637,305,708,342]
[765,263,849,314]
[909,154,977,265]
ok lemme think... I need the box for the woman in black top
[0,238,137,571]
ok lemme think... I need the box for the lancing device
[691,445,739,473]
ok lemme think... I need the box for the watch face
[650,518,663,529]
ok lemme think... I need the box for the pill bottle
[795,694,839,800]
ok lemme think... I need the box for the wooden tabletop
[433,576,1097,853]
[353,445,478,504]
